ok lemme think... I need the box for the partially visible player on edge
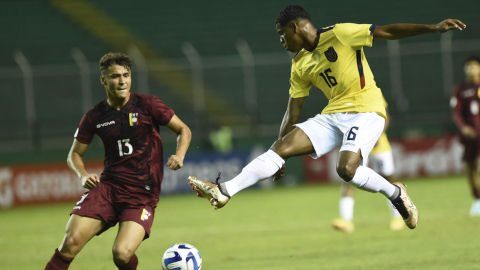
[188,5,465,230]
[332,96,404,233]
[450,55,480,216]
[45,52,192,270]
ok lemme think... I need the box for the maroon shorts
[460,136,480,162]
[71,180,157,239]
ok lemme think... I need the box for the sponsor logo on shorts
[344,142,355,147]
[97,121,115,128]
[141,208,151,222]
[73,206,81,210]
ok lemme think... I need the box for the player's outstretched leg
[188,149,284,210]
[189,127,314,210]
[188,173,231,210]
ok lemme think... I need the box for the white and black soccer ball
[162,243,202,270]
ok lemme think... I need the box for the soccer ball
[162,243,202,270]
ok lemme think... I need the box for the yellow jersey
[371,97,392,154]
[289,23,386,119]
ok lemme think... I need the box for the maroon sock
[45,248,73,270]
[115,254,138,270]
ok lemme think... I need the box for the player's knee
[112,246,134,266]
[336,162,357,182]
[61,232,84,255]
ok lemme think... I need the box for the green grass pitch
[1,176,480,269]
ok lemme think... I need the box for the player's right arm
[278,96,306,139]
[280,62,311,138]
[273,96,305,181]
[67,139,100,189]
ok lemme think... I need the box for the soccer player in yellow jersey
[332,98,405,233]
[189,5,465,230]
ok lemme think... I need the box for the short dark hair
[275,5,311,27]
[99,52,132,73]
[464,55,480,65]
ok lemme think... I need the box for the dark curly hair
[99,52,132,73]
[275,5,311,27]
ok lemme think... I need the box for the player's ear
[100,76,106,85]
[291,22,297,34]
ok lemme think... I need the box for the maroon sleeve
[451,85,466,129]
[150,96,175,126]
[75,112,95,144]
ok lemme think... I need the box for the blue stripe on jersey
[369,25,376,36]
[356,50,365,89]
[319,26,335,33]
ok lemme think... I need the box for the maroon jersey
[451,82,480,135]
[75,92,174,200]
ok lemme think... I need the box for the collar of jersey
[105,92,135,112]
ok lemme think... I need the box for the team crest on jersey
[141,208,151,222]
[324,46,338,62]
[129,113,139,126]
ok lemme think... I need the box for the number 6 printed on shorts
[347,126,359,141]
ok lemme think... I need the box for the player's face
[464,61,480,79]
[276,23,303,53]
[101,64,131,100]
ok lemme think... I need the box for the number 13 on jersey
[117,139,133,156]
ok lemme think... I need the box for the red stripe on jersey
[360,74,365,89]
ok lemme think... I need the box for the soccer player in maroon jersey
[451,55,480,216]
[45,53,192,270]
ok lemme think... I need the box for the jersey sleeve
[451,85,466,129]
[334,23,376,48]
[75,112,95,144]
[151,96,175,126]
[289,63,313,98]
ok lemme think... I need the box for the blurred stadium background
[1,0,480,269]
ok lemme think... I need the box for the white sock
[348,166,396,199]
[387,199,401,218]
[339,197,354,221]
[224,150,285,197]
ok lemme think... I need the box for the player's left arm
[383,108,391,133]
[166,114,192,170]
[373,19,466,40]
